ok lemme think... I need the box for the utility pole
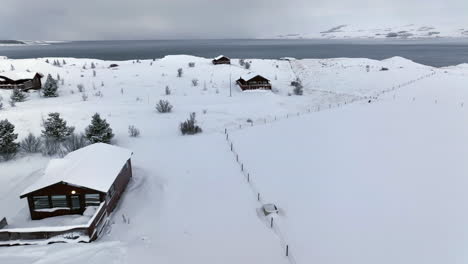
[229,64,232,97]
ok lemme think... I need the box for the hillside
[271,24,468,40]
[0,55,460,263]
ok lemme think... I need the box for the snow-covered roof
[0,71,41,81]
[21,143,133,197]
[238,73,269,81]
[214,55,229,60]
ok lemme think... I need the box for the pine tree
[62,59,66,65]
[42,74,59,97]
[41,113,75,142]
[84,113,114,144]
[10,88,27,102]
[91,62,96,69]
[10,64,15,71]
[0,119,19,161]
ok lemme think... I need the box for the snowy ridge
[270,24,468,40]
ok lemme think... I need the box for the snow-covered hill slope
[271,24,468,40]
[229,70,468,264]
[0,55,456,263]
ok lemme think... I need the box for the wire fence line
[222,71,436,134]
[221,71,435,264]
[224,129,297,264]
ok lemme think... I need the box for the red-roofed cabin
[0,72,43,91]
[212,55,231,65]
[20,143,133,220]
[236,75,272,91]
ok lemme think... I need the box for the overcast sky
[1,0,467,40]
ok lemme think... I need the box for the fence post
[231,143,233,151]
[270,217,273,228]
[257,193,260,201]
[241,163,243,171]
[236,154,239,162]
[247,173,250,182]
[286,245,289,257]
[224,128,227,134]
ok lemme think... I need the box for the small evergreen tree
[91,62,96,69]
[10,64,15,71]
[62,59,66,65]
[41,112,75,142]
[0,119,19,161]
[42,74,59,97]
[85,113,114,144]
[10,88,27,102]
[165,86,171,95]
[177,68,183,77]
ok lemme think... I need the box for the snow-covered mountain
[271,24,468,40]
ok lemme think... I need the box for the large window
[71,195,81,209]
[33,196,50,210]
[51,195,67,208]
[85,194,101,206]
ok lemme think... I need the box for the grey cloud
[0,0,467,40]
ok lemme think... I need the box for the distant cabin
[212,55,231,65]
[0,72,43,91]
[20,143,133,220]
[236,75,272,91]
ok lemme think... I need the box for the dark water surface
[1,39,468,67]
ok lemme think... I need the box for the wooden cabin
[0,72,43,91]
[20,143,133,220]
[236,75,272,91]
[212,55,231,65]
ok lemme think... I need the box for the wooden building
[236,75,272,91]
[212,55,231,65]
[20,143,133,220]
[0,72,43,91]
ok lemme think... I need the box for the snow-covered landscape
[0,53,468,263]
[272,24,468,40]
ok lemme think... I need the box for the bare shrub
[77,84,85,93]
[63,133,89,153]
[177,68,183,77]
[155,100,173,113]
[20,133,42,153]
[180,112,202,135]
[192,79,199,86]
[188,62,195,68]
[128,125,140,137]
[165,86,171,95]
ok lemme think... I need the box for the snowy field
[0,54,463,263]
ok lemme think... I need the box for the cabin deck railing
[0,203,108,246]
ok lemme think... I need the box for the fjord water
[1,39,468,67]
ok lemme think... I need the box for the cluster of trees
[0,112,114,161]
